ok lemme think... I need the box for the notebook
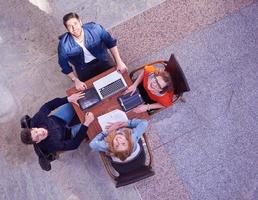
[77,87,101,111]
[93,71,127,99]
[97,109,128,131]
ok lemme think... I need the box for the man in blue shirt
[58,12,128,91]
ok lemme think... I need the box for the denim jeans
[52,103,81,138]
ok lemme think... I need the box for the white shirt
[76,40,96,63]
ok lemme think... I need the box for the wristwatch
[147,104,150,111]
[71,77,77,82]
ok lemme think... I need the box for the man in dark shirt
[58,12,128,91]
[20,92,94,155]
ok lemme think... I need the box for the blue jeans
[52,103,81,138]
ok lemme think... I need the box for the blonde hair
[105,128,134,161]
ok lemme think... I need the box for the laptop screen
[93,71,127,99]
[77,87,101,110]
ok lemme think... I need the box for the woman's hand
[67,92,85,106]
[132,104,148,113]
[123,84,137,96]
[84,112,95,126]
[105,121,126,133]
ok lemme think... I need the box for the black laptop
[117,89,144,112]
[77,87,101,111]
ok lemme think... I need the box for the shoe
[38,157,51,171]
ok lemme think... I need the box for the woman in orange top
[124,65,174,113]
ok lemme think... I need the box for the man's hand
[109,46,128,73]
[116,60,128,73]
[123,84,137,96]
[74,78,87,91]
[67,92,85,106]
[84,112,94,127]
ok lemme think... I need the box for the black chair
[100,133,154,187]
[20,115,58,171]
[129,54,190,114]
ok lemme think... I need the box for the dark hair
[63,12,80,27]
[154,70,174,94]
[20,128,34,145]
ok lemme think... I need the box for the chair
[100,133,155,187]
[129,54,190,114]
[20,115,58,171]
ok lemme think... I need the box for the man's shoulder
[58,32,71,43]
[83,22,104,32]
[30,111,47,127]
[37,135,57,154]
[83,22,97,28]
[57,32,73,52]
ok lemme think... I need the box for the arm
[67,72,78,82]
[38,97,69,117]
[89,119,148,151]
[105,119,148,139]
[133,70,144,87]
[58,43,86,91]
[89,131,109,152]
[31,97,69,127]
[52,112,94,152]
[124,70,144,95]
[128,118,148,142]
[107,118,149,140]
[33,92,84,120]
[105,121,128,133]
[109,46,127,73]
[133,102,165,113]
[53,125,89,151]
[96,23,127,73]
[147,103,164,110]
[67,72,87,91]
[58,44,74,76]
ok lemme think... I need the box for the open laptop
[93,70,127,99]
[77,87,101,111]
[77,71,127,110]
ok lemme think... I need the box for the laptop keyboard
[99,79,125,98]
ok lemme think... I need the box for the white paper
[97,109,128,131]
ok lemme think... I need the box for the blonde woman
[89,119,148,172]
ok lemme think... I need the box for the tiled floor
[1,0,258,200]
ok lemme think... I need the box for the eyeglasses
[153,75,168,94]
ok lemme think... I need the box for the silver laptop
[93,71,127,99]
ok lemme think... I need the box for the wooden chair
[129,54,190,114]
[100,133,155,187]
